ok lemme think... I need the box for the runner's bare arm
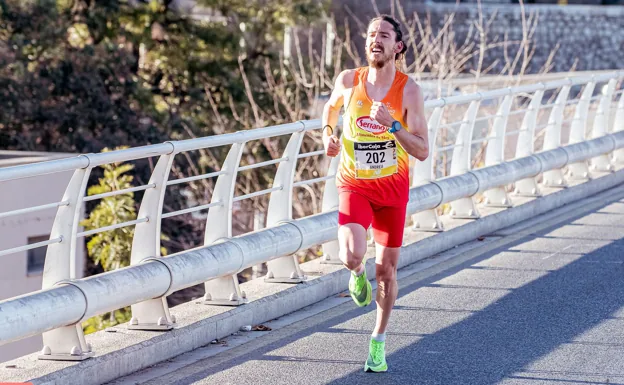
[322,70,355,157]
[394,80,429,161]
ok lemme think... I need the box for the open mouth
[370,45,383,54]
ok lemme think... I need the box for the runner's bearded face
[366,20,398,69]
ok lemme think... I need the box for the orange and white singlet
[336,67,410,207]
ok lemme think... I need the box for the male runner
[322,15,429,372]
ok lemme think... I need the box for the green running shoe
[364,339,388,373]
[348,267,372,307]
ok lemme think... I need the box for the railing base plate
[320,241,342,265]
[264,276,307,284]
[412,225,444,232]
[320,256,343,265]
[38,351,94,361]
[541,184,566,189]
[412,209,445,232]
[450,214,480,220]
[127,323,174,331]
[202,298,247,306]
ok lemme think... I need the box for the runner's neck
[367,65,396,88]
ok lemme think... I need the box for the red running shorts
[338,191,407,248]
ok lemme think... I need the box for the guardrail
[1,71,624,361]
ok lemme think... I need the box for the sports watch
[388,120,403,134]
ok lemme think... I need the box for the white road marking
[542,244,575,260]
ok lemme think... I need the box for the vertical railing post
[128,144,177,329]
[449,100,481,219]
[202,141,247,306]
[39,157,94,361]
[251,210,267,277]
[590,78,616,172]
[542,83,572,187]
[567,81,596,180]
[611,88,624,163]
[320,154,342,264]
[483,93,514,206]
[412,106,445,231]
[514,88,545,196]
[265,123,307,283]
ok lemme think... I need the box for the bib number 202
[366,152,386,164]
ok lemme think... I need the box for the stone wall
[330,1,624,73]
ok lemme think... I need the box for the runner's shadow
[324,238,624,384]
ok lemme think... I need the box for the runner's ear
[395,41,406,60]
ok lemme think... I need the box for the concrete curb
[5,168,624,385]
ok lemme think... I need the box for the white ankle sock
[372,333,386,342]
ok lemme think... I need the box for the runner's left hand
[370,102,394,127]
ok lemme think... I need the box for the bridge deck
[109,185,624,385]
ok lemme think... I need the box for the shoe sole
[364,364,388,373]
[350,279,372,307]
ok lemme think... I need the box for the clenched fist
[370,101,394,127]
[323,134,341,157]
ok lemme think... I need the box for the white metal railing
[1,71,624,361]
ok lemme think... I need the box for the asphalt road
[112,187,624,385]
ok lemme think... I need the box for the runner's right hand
[324,135,341,157]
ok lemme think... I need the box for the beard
[367,50,393,69]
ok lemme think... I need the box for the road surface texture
[111,185,624,385]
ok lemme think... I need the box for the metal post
[567,81,596,180]
[514,89,544,196]
[611,89,624,163]
[251,210,267,278]
[320,154,342,264]
[203,142,247,306]
[265,128,307,283]
[412,107,445,231]
[483,94,514,207]
[450,100,481,219]
[542,84,572,187]
[129,149,176,330]
[39,162,95,361]
[590,78,616,172]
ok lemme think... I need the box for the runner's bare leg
[373,245,400,334]
[338,224,368,271]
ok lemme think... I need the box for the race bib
[354,140,397,179]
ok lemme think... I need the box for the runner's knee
[340,247,364,270]
[376,263,397,284]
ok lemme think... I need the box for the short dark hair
[368,15,407,61]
